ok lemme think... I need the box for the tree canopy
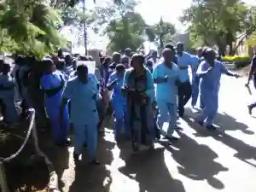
[145,18,176,48]
[0,0,65,58]
[182,0,249,55]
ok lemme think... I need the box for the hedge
[222,55,251,68]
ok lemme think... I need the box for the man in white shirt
[176,42,194,117]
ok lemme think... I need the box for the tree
[181,0,248,56]
[145,18,176,48]
[99,0,146,52]
[106,12,146,52]
[0,0,65,58]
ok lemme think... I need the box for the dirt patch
[0,123,49,192]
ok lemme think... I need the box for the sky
[70,0,256,51]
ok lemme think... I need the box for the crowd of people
[0,42,247,165]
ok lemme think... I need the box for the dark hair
[2,63,10,72]
[165,44,175,52]
[79,56,88,61]
[103,57,111,65]
[77,64,88,73]
[56,59,65,70]
[132,54,145,65]
[116,64,125,71]
[42,59,54,70]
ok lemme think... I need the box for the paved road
[45,75,256,192]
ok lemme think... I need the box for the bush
[222,55,251,68]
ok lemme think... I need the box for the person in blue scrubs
[123,54,155,151]
[196,48,239,130]
[246,51,256,115]
[153,48,180,140]
[176,42,194,117]
[107,64,128,141]
[62,64,100,164]
[191,47,204,107]
[0,63,18,124]
[40,59,70,146]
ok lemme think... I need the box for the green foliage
[182,0,248,55]
[222,55,251,68]
[222,55,250,62]
[247,32,256,46]
[103,0,145,52]
[106,12,145,52]
[145,19,176,48]
[0,0,66,58]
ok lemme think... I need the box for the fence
[0,108,59,192]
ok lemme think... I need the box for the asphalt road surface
[45,75,256,192]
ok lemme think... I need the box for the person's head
[79,55,88,61]
[165,43,175,51]
[176,42,184,55]
[65,55,72,65]
[42,58,56,73]
[103,57,111,66]
[203,48,216,64]
[77,64,88,83]
[2,63,10,75]
[58,49,64,58]
[121,56,129,67]
[56,59,65,71]
[87,56,93,61]
[146,60,153,72]
[151,50,158,59]
[15,56,25,66]
[112,52,121,64]
[52,56,59,66]
[115,64,125,77]
[124,48,132,57]
[197,47,203,58]
[131,54,145,71]
[162,48,175,64]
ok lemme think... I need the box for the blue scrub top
[40,70,65,107]
[0,74,15,99]
[63,74,99,124]
[108,72,125,103]
[176,52,194,82]
[197,60,228,93]
[153,63,179,104]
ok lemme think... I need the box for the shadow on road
[119,148,185,192]
[163,132,228,190]
[185,109,256,168]
[215,112,254,135]
[40,131,70,190]
[186,108,254,135]
[69,133,115,192]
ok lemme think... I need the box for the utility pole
[82,0,88,56]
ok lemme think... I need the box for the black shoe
[206,125,217,131]
[90,159,100,165]
[248,106,252,115]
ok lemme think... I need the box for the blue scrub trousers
[157,100,177,137]
[73,122,98,161]
[46,102,69,144]
[191,75,199,107]
[112,99,128,139]
[198,91,218,126]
